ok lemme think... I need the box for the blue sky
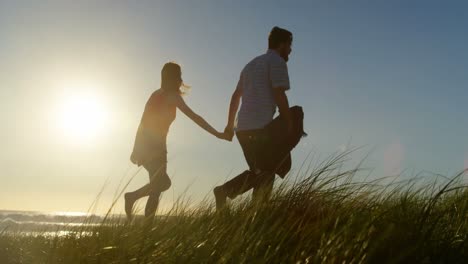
[0,0,467,213]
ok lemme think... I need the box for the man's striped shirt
[236,49,290,131]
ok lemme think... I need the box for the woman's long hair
[161,62,190,95]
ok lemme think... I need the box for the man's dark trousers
[221,106,305,201]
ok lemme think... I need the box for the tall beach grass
[1,150,467,263]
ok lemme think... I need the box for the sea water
[0,210,110,237]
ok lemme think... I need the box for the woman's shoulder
[143,89,161,108]
[150,89,163,99]
[147,89,179,107]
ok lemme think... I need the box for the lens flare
[55,91,108,144]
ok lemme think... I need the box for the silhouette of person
[126,62,230,219]
[214,27,305,209]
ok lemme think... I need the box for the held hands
[223,125,235,141]
[215,129,233,141]
[214,125,234,141]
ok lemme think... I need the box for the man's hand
[215,130,232,141]
[223,125,235,141]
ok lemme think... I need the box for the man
[214,26,304,209]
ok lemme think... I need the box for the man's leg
[215,170,275,209]
[251,171,275,204]
[214,131,260,210]
[214,170,257,210]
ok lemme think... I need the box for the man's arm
[224,87,242,140]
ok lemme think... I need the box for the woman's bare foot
[124,192,137,220]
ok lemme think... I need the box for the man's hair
[268,26,293,49]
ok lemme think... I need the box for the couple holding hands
[126,26,305,219]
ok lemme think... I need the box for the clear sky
[1,0,467,214]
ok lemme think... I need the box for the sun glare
[55,91,108,144]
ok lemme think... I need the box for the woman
[125,62,228,219]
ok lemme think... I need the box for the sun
[55,92,108,143]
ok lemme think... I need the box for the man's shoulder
[249,52,285,67]
[253,53,270,63]
[242,53,269,72]
[267,52,286,66]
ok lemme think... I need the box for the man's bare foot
[213,186,227,211]
[124,192,137,220]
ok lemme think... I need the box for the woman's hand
[216,131,232,141]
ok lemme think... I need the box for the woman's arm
[174,94,226,139]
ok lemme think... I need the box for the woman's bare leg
[125,184,153,220]
[126,164,171,220]
[144,190,161,218]
[127,184,152,199]
[144,172,171,218]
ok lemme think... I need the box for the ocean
[0,210,109,236]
